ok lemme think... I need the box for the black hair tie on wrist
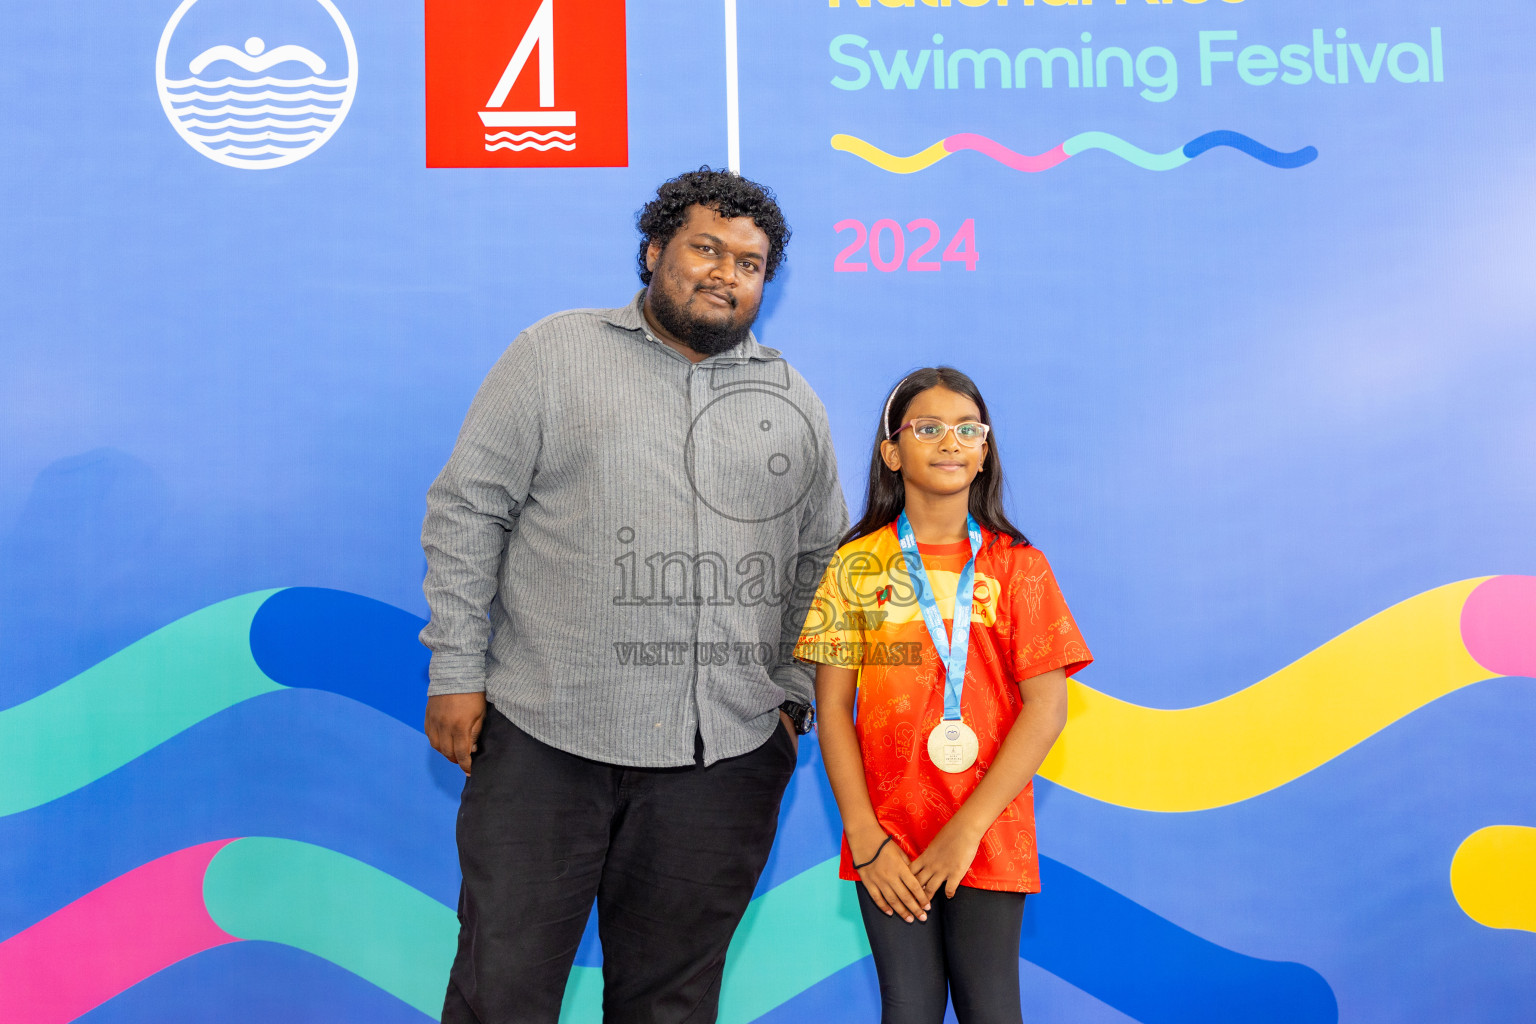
[852,836,893,870]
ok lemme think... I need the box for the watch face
[782,702,811,733]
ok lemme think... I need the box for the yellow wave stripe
[1038,578,1494,811]
[830,133,949,174]
[1451,826,1536,932]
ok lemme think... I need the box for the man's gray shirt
[420,293,848,767]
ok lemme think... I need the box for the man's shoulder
[738,351,831,424]
[520,302,639,341]
[493,303,641,372]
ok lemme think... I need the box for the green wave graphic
[560,967,604,1024]
[205,837,459,1015]
[0,592,281,817]
[720,858,868,1023]
[558,858,864,1022]
[200,839,856,1020]
[1062,131,1190,171]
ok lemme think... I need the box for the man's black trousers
[441,705,797,1024]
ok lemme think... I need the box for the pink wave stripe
[0,840,239,1024]
[1461,575,1536,678]
[943,133,1069,173]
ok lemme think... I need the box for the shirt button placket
[687,364,709,759]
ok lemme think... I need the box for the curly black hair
[635,167,791,284]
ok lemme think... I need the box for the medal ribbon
[896,511,983,723]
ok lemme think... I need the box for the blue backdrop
[3,0,1534,1021]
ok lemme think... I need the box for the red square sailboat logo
[425,0,628,168]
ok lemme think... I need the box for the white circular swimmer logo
[156,0,357,169]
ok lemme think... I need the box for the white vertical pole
[724,0,740,173]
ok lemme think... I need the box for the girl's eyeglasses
[892,418,990,448]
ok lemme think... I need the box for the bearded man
[420,169,848,1024]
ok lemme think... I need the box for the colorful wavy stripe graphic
[0,838,453,1023]
[831,130,1318,174]
[0,588,428,818]
[0,689,459,944]
[5,579,1529,1021]
[0,840,1334,1024]
[2,577,1529,819]
[1039,576,1536,811]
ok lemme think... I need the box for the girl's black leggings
[857,883,1026,1024]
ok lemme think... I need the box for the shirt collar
[600,290,782,365]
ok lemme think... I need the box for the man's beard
[648,280,758,356]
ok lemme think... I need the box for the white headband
[881,372,916,440]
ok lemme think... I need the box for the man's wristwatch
[779,700,815,735]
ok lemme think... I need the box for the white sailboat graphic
[478,0,575,152]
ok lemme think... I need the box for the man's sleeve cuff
[427,653,488,696]
[770,662,815,707]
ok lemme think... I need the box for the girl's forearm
[814,668,888,853]
[819,707,887,849]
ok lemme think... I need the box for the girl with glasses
[795,366,1093,1024]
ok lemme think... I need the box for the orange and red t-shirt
[794,523,1091,893]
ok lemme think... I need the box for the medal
[927,719,980,774]
[896,512,984,774]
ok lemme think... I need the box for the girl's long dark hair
[844,366,1030,549]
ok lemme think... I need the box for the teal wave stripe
[720,858,868,1024]
[204,837,460,1016]
[0,592,282,818]
[1062,131,1190,171]
[551,858,866,1023]
[559,967,604,1024]
[202,841,858,1022]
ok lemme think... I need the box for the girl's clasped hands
[853,814,988,922]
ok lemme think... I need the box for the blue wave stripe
[250,587,432,731]
[1025,857,1337,1024]
[754,857,1337,1024]
[1181,130,1318,169]
[749,954,880,1023]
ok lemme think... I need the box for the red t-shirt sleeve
[1005,546,1092,681]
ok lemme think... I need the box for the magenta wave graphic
[0,841,238,1024]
